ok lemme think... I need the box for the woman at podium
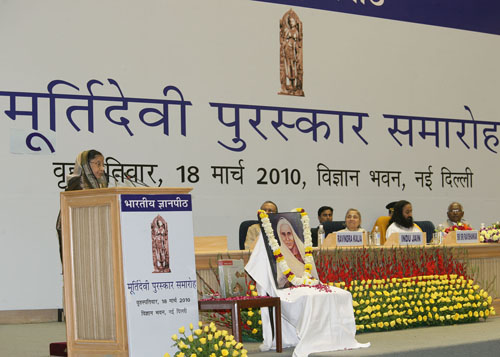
[56,150,108,261]
[66,149,108,190]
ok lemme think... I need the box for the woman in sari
[56,150,108,261]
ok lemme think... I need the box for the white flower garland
[258,208,319,286]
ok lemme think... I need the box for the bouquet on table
[439,222,473,235]
[479,223,500,243]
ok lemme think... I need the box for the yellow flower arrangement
[349,275,495,333]
[169,322,248,357]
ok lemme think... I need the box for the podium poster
[120,194,198,356]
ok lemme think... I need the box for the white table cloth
[245,234,369,357]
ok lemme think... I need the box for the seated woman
[56,150,108,261]
[338,208,365,232]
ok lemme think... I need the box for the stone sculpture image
[151,215,171,273]
[279,9,304,96]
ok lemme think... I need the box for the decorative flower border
[344,274,495,332]
[258,208,319,286]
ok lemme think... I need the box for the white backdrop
[1,0,499,310]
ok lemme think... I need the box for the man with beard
[385,200,422,239]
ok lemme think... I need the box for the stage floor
[1,317,499,356]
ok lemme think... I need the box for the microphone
[125,174,149,187]
[105,172,118,186]
[105,171,139,187]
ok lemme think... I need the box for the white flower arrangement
[479,225,500,243]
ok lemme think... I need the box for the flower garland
[258,208,319,286]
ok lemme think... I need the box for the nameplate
[456,230,478,244]
[336,232,364,247]
[399,232,424,246]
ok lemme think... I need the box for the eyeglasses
[449,209,462,213]
[90,160,106,169]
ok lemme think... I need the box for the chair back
[323,220,345,234]
[239,220,259,250]
[414,220,436,243]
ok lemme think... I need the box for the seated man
[440,202,469,228]
[311,205,333,246]
[385,200,421,239]
[371,201,397,245]
[244,201,278,250]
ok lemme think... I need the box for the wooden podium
[60,187,192,356]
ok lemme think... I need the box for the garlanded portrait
[259,211,318,289]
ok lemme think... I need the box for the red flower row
[315,247,468,288]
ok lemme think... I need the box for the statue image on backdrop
[279,9,304,96]
[151,215,171,273]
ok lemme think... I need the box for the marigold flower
[221,349,229,356]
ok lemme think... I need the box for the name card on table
[322,232,366,248]
[385,232,426,246]
[456,230,479,244]
[336,232,364,247]
[399,232,424,246]
[442,230,479,245]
